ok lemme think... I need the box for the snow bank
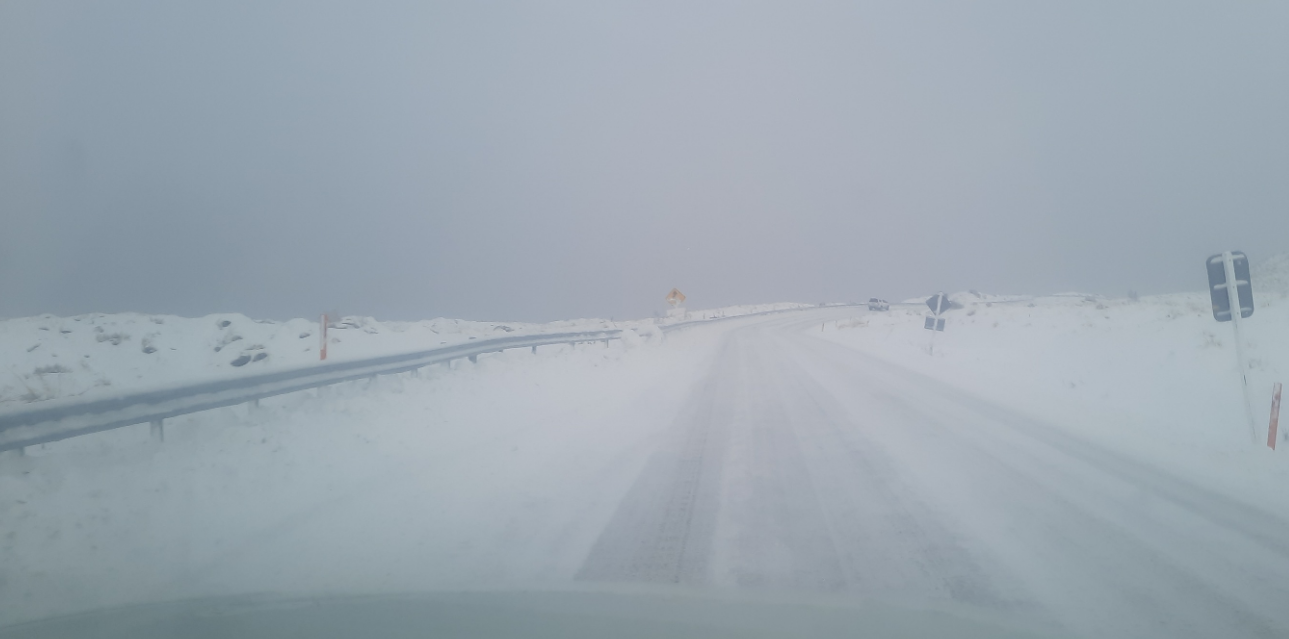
[0,301,834,410]
[821,253,1289,507]
[0,325,724,626]
[0,314,633,409]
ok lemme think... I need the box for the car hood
[0,587,1061,639]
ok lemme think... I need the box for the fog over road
[5,310,1289,638]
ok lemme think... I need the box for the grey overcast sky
[2,1,1287,322]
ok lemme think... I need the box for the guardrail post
[150,419,164,443]
[531,345,538,354]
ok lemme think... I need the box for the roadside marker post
[1269,382,1282,451]
[1206,251,1256,443]
[320,314,328,361]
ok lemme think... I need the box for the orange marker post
[1268,382,1282,450]
[320,314,328,361]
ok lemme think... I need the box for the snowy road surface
[577,315,1289,638]
[4,310,1289,638]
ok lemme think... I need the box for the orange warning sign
[666,288,686,306]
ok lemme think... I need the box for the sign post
[666,288,687,320]
[1207,251,1256,443]
[924,292,949,354]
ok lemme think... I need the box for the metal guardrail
[659,304,851,332]
[0,329,620,453]
[0,305,859,454]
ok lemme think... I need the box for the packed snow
[0,326,730,627]
[820,254,1289,511]
[3,260,1289,636]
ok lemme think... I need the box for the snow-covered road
[722,316,1287,636]
[4,309,1289,638]
[576,314,1289,638]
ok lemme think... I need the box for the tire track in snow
[574,341,733,584]
[759,332,1019,609]
[786,330,1289,638]
[706,331,848,592]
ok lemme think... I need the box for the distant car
[867,298,889,311]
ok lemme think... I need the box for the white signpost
[666,288,687,320]
[1206,251,1256,443]
[924,292,949,354]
